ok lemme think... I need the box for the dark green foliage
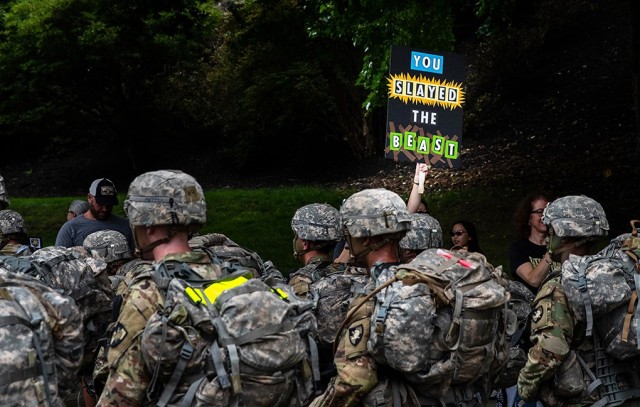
[0,0,222,167]
[206,0,459,165]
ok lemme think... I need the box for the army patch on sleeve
[348,324,364,346]
[531,306,543,323]
[110,322,128,348]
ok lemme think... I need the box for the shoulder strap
[576,258,595,337]
[152,260,208,291]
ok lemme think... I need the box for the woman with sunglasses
[450,220,484,254]
[508,191,555,294]
[497,191,554,407]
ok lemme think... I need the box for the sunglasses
[450,231,467,237]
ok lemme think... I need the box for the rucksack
[139,259,318,407]
[288,259,337,298]
[306,265,369,348]
[189,233,288,285]
[493,280,535,390]
[0,246,114,372]
[363,248,511,399]
[561,223,640,360]
[0,267,84,406]
[189,233,266,276]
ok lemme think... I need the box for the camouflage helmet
[0,209,26,236]
[291,203,341,241]
[340,188,411,238]
[543,195,609,238]
[0,174,8,209]
[83,230,133,264]
[400,213,443,250]
[125,170,206,230]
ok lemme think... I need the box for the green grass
[10,186,542,278]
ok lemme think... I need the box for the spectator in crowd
[407,162,430,214]
[450,219,484,254]
[498,194,551,407]
[67,199,91,221]
[55,178,134,251]
[508,191,556,294]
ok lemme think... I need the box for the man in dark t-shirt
[55,178,134,251]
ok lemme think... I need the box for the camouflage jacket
[288,255,346,297]
[96,251,226,407]
[310,262,397,407]
[517,272,575,401]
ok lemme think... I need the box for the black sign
[385,45,466,168]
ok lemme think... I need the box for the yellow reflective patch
[185,274,251,304]
[274,287,289,300]
[185,286,203,304]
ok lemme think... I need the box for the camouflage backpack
[561,221,640,360]
[493,280,535,389]
[189,233,266,275]
[189,232,289,285]
[139,259,318,407]
[0,267,84,406]
[0,246,114,371]
[365,248,511,400]
[305,264,369,348]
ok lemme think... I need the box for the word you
[410,51,443,74]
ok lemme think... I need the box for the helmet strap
[293,237,333,261]
[348,237,392,267]
[137,236,170,258]
[136,227,178,258]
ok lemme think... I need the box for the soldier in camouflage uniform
[288,203,344,296]
[96,170,227,406]
[516,195,635,406]
[0,174,9,209]
[83,229,135,278]
[0,209,31,256]
[310,188,416,407]
[398,212,443,263]
[287,203,351,390]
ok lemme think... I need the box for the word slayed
[387,73,464,110]
[388,131,458,159]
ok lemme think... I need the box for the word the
[388,131,458,159]
[412,110,437,125]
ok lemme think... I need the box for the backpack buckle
[180,342,194,360]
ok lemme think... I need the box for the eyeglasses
[450,231,467,237]
[530,209,545,215]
